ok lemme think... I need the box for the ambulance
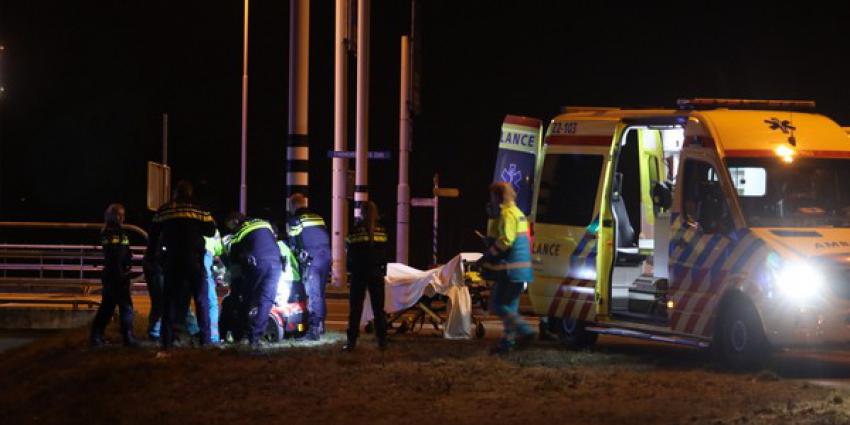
[495,99,850,368]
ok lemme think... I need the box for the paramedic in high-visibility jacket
[286,193,331,341]
[481,182,535,354]
[226,214,282,348]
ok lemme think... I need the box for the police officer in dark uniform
[91,203,138,347]
[343,201,389,351]
[147,180,216,348]
[286,193,331,341]
[225,214,282,347]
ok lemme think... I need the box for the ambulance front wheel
[556,317,598,349]
[714,297,769,370]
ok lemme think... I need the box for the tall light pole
[0,44,5,215]
[239,0,249,214]
[0,44,5,96]
[331,0,350,286]
[354,0,370,219]
[287,0,310,208]
[396,35,411,264]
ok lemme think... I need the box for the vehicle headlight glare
[775,262,824,301]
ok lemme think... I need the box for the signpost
[411,173,459,266]
[146,161,171,211]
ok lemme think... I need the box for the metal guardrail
[0,222,149,307]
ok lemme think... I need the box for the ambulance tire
[715,297,768,371]
[556,317,598,350]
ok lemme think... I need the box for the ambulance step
[585,326,709,349]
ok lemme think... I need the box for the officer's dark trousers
[219,276,244,341]
[347,274,387,345]
[91,273,134,343]
[242,256,282,344]
[304,248,331,323]
[161,255,210,348]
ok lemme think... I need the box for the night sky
[2,1,850,267]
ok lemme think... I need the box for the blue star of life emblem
[500,163,522,192]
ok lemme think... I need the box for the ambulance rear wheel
[715,297,768,370]
[557,318,598,349]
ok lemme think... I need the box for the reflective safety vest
[481,201,533,282]
[204,229,223,257]
[277,240,301,282]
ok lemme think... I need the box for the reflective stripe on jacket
[346,224,388,278]
[481,201,533,283]
[287,208,330,252]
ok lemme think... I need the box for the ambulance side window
[536,153,603,226]
[682,160,734,234]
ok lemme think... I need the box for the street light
[0,44,6,96]
[239,0,249,214]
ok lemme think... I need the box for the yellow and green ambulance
[496,99,850,368]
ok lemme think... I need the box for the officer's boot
[119,307,140,348]
[122,329,140,348]
[306,317,322,341]
[90,329,106,348]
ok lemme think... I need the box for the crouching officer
[481,182,534,354]
[225,214,282,348]
[148,180,216,349]
[286,193,330,341]
[91,203,138,347]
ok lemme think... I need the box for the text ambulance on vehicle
[494,99,850,368]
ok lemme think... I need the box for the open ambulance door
[493,115,544,221]
[599,117,683,326]
[595,122,629,321]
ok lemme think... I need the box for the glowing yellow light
[775,145,795,163]
[666,300,674,309]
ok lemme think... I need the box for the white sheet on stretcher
[361,252,482,339]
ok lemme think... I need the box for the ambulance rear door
[531,117,618,322]
[493,115,544,220]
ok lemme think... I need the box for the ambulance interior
[610,125,683,323]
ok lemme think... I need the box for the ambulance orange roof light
[677,98,816,110]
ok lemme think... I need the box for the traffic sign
[327,150,392,160]
[411,198,435,207]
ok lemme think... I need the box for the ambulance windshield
[728,158,850,227]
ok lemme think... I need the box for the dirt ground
[3,325,850,425]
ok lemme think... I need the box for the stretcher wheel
[396,318,410,334]
[475,322,486,339]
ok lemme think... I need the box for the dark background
[1,1,849,267]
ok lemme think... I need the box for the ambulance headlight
[775,262,824,301]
